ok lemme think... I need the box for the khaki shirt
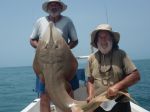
[86,49,136,99]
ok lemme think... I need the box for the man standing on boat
[86,24,140,112]
[29,0,78,112]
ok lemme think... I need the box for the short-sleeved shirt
[86,49,136,96]
[30,16,78,43]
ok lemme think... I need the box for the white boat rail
[76,55,89,59]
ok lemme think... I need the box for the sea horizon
[0,58,150,69]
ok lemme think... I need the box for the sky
[0,0,150,67]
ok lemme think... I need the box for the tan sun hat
[91,24,120,48]
[42,0,67,13]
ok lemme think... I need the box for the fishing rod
[90,0,109,53]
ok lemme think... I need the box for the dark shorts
[94,102,131,112]
[35,76,77,95]
[35,69,86,95]
[35,74,83,95]
[35,76,45,95]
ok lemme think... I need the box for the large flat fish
[33,22,86,112]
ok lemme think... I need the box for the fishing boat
[21,56,149,112]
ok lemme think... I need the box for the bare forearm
[30,39,38,48]
[87,81,94,97]
[87,77,95,96]
[113,70,140,91]
[68,40,78,49]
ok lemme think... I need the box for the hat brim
[42,1,67,13]
[91,29,120,48]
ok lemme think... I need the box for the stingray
[33,22,86,112]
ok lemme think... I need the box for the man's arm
[107,70,140,97]
[86,77,95,102]
[30,38,38,48]
[68,40,78,49]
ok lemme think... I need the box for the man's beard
[48,8,61,17]
[97,40,113,54]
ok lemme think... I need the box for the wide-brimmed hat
[91,24,120,48]
[42,0,67,13]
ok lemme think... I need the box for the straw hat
[42,0,67,13]
[91,24,120,48]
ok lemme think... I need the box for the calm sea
[0,59,150,112]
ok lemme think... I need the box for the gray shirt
[30,16,78,43]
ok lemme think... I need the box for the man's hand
[86,95,94,103]
[68,40,78,49]
[30,38,38,48]
[107,86,119,98]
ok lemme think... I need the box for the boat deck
[21,87,149,112]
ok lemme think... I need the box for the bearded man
[86,24,140,112]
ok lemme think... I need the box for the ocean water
[0,59,150,112]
